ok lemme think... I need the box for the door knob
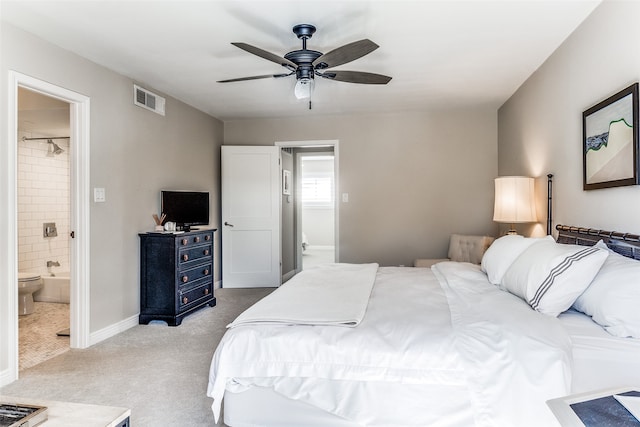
[224,222,234,227]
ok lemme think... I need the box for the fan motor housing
[285,49,323,80]
[284,49,322,65]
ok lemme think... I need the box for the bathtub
[34,272,70,303]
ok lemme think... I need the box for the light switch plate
[94,187,106,202]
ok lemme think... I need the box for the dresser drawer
[177,231,213,248]
[178,280,213,310]
[177,262,212,286]
[178,243,212,265]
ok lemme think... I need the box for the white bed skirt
[224,382,474,427]
[224,386,354,427]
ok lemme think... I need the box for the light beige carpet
[302,245,335,270]
[1,287,273,427]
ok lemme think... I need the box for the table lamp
[493,176,537,235]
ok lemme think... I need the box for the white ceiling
[1,1,601,121]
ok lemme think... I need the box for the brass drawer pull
[182,275,188,283]
[205,235,211,241]
[194,236,200,243]
[182,296,188,304]
[204,288,210,295]
[203,249,210,256]
[182,254,189,262]
[181,238,188,246]
[203,269,209,275]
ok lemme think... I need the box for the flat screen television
[161,190,209,231]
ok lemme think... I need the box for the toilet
[18,272,43,315]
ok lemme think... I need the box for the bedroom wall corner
[497,1,640,236]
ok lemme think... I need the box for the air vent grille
[133,84,165,116]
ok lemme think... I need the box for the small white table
[0,395,130,427]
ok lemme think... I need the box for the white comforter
[208,263,572,426]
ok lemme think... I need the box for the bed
[207,225,640,426]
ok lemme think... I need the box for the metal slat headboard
[556,224,640,261]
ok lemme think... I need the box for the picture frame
[583,82,639,190]
[282,169,291,195]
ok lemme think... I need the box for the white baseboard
[0,368,16,387]
[89,314,139,346]
[282,269,296,282]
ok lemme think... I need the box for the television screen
[161,191,209,230]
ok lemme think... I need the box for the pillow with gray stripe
[501,239,608,317]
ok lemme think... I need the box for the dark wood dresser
[138,229,216,326]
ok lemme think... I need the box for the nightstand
[0,395,130,426]
[547,387,640,426]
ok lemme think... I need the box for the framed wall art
[583,82,639,190]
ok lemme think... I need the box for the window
[301,156,334,208]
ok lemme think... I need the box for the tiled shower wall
[17,132,70,275]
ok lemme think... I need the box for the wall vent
[133,84,165,116]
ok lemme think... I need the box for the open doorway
[2,71,91,386]
[298,152,335,270]
[17,88,71,369]
[276,140,338,282]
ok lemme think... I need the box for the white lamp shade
[294,78,314,99]
[493,176,537,223]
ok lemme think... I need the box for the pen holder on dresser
[152,213,167,231]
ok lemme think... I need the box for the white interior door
[222,146,281,288]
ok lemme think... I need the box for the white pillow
[501,239,608,317]
[573,240,640,338]
[481,235,553,285]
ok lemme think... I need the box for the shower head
[47,139,64,155]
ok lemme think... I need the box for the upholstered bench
[414,234,495,268]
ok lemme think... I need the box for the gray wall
[1,24,223,337]
[498,1,640,236]
[225,109,498,266]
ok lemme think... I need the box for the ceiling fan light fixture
[294,78,314,99]
[221,24,391,107]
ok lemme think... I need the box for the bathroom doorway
[275,140,338,281]
[17,88,71,369]
[2,72,91,385]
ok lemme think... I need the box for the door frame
[275,140,339,272]
[2,71,91,385]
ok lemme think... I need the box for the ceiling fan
[218,24,392,102]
